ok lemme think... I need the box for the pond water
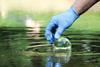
[0,27,100,67]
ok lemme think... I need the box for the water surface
[0,27,100,67]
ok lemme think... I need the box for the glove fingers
[55,27,65,39]
[45,17,57,44]
[45,31,54,44]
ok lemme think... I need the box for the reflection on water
[31,45,71,67]
[46,56,62,67]
[0,27,100,67]
[45,46,71,67]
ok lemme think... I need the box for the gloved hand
[45,7,79,44]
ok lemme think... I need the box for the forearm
[74,0,100,15]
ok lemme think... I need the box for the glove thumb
[55,27,65,39]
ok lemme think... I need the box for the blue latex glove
[45,7,79,44]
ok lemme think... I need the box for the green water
[0,27,100,67]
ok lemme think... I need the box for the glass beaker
[51,37,72,63]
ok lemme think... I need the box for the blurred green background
[0,0,100,32]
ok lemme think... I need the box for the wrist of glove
[45,7,80,44]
